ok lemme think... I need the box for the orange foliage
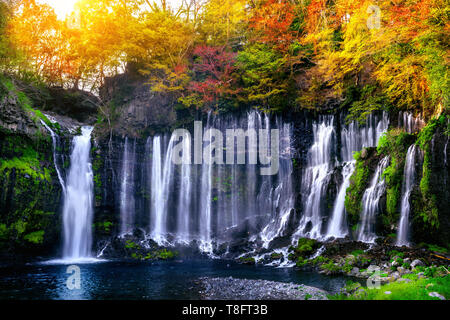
[249,0,296,53]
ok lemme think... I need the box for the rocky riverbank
[197,277,329,300]
[237,238,450,285]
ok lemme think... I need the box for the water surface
[0,259,350,300]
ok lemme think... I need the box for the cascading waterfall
[324,113,389,239]
[40,120,66,192]
[150,135,176,245]
[398,112,425,134]
[149,137,162,239]
[119,138,136,235]
[258,118,295,247]
[396,145,422,247]
[294,116,335,240]
[326,161,355,238]
[357,156,390,243]
[177,131,192,243]
[341,113,389,162]
[199,113,214,252]
[140,110,295,252]
[117,110,391,254]
[62,127,94,260]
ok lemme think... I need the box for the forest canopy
[0,0,448,119]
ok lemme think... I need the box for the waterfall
[40,120,66,193]
[177,131,192,243]
[199,114,214,252]
[324,112,389,239]
[396,145,421,247]
[119,138,136,235]
[357,156,390,243]
[444,138,449,168]
[141,110,295,252]
[294,116,335,240]
[62,127,94,260]
[326,161,355,239]
[341,113,389,162]
[150,135,176,244]
[398,112,425,134]
[258,118,295,247]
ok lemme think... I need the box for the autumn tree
[7,0,77,85]
[180,45,239,111]
[199,0,247,46]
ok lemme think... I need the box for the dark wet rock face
[0,91,39,136]
[42,88,99,124]
[97,67,178,138]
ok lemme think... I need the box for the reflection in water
[0,260,351,300]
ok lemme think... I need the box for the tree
[236,43,292,109]
[199,0,247,46]
[181,45,239,110]
[8,0,77,85]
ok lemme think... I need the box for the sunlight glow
[39,0,79,20]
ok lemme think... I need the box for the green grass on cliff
[0,136,51,182]
[0,75,53,128]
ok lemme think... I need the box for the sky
[39,0,78,20]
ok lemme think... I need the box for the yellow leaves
[375,55,430,111]
[200,0,246,46]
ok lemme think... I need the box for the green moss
[342,261,353,273]
[23,230,45,244]
[321,261,341,273]
[345,151,371,225]
[0,150,51,183]
[270,253,283,260]
[0,76,54,128]
[413,117,447,229]
[125,240,140,250]
[239,257,256,265]
[416,149,439,228]
[377,130,415,228]
[419,243,449,254]
[296,257,308,267]
[289,238,320,259]
[332,275,450,300]
[93,221,113,234]
[156,249,176,260]
[351,249,365,257]
[387,250,405,259]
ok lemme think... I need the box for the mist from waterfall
[396,145,422,247]
[62,127,94,260]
